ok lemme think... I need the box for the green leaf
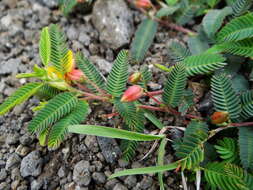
[0,83,43,116]
[39,27,51,66]
[167,40,191,62]
[239,127,253,170]
[48,100,90,147]
[156,5,180,18]
[214,137,239,163]
[187,35,209,55]
[232,0,252,17]
[28,92,78,134]
[36,84,60,100]
[240,90,253,120]
[49,24,69,73]
[211,74,241,121]
[130,19,158,63]
[162,64,187,107]
[144,111,164,129]
[106,50,129,97]
[182,53,226,76]
[157,138,167,190]
[217,13,253,43]
[202,7,232,38]
[76,52,106,92]
[68,125,164,141]
[204,162,253,190]
[109,162,178,178]
[59,0,78,16]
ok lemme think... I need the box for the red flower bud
[211,111,229,124]
[134,0,152,9]
[128,72,142,84]
[121,85,143,102]
[66,69,85,82]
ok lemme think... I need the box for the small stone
[118,159,129,168]
[19,134,33,146]
[1,14,12,28]
[0,182,10,190]
[6,133,19,145]
[124,175,137,188]
[0,169,7,181]
[31,179,43,190]
[73,160,91,186]
[58,166,66,178]
[78,33,91,46]
[85,136,98,152]
[15,145,30,157]
[11,180,20,190]
[113,183,128,190]
[90,56,112,75]
[5,153,21,171]
[37,0,58,8]
[67,26,79,41]
[92,172,106,184]
[92,0,134,49]
[105,179,119,190]
[11,168,21,181]
[20,151,43,177]
[97,137,121,164]
[0,58,20,75]
[140,176,153,189]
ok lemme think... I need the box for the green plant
[2,1,253,188]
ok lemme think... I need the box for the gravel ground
[0,0,186,189]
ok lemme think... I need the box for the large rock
[92,0,134,50]
[20,151,43,177]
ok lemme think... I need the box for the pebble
[6,133,19,145]
[90,56,112,75]
[97,137,121,164]
[20,151,43,177]
[73,160,91,186]
[92,172,106,184]
[124,175,137,188]
[92,0,134,49]
[5,153,21,171]
[0,169,7,181]
[113,183,128,190]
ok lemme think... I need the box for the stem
[145,90,163,96]
[102,112,119,119]
[230,122,253,127]
[82,92,108,102]
[138,105,166,112]
[145,91,162,105]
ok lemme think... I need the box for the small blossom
[129,72,142,84]
[211,111,229,124]
[66,69,85,82]
[134,0,152,9]
[121,85,143,102]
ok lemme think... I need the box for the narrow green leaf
[158,138,167,190]
[68,125,164,141]
[0,83,43,116]
[109,162,178,178]
[39,27,51,66]
[130,19,158,63]
[144,111,164,129]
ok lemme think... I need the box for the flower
[134,0,152,9]
[128,72,142,84]
[121,85,143,102]
[66,69,85,82]
[211,111,229,124]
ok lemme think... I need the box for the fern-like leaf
[28,92,78,134]
[211,74,241,121]
[232,0,252,17]
[240,90,253,120]
[176,121,209,170]
[138,66,152,88]
[39,27,51,66]
[59,0,78,16]
[76,52,106,92]
[217,13,253,43]
[182,53,226,76]
[204,162,253,190]
[176,5,198,26]
[49,24,69,73]
[130,19,158,63]
[36,84,60,100]
[167,40,191,62]
[214,137,239,163]
[114,99,145,161]
[106,50,129,97]
[0,83,43,116]
[202,7,232,38]
[162,64,187,107]
[48,100,89,147]
[208,38,253,57]
[239,127,253,170]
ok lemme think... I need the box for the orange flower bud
[121,85,143,102]
[134,0,152,9]
[128,72,142,84]
[211,111,229,124]
[66,69,85,82]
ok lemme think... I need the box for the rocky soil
[0,0,186,189]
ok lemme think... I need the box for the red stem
[82,92,108,101]
[230,122,253,127]
[145,90,163,96]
